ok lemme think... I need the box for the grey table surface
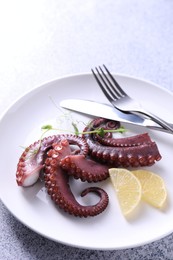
[1,0,173,259]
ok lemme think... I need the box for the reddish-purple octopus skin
[94,132,152,147]
[83,118,162,167]
[59,154,109,182]
[16,134,89,187]
[44,140,109,217]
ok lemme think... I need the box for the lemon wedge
[132,170,167,208]
[109,168,142,216]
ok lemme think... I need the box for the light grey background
[1,1,173,259]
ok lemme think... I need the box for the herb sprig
[41,123,126,137]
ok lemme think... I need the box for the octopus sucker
[59,154,109,182]
[44,141,109,217]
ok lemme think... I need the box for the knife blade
[60,99,172,133]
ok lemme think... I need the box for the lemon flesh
[132,170,167,208]
[109,168,142,216]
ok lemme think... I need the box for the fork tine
[91,68,117,102]
[103,64,127,97]
[95,67,119,100]
[98,66,121,98]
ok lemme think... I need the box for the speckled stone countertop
[1,1,173,259]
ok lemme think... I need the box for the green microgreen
[79,126,127,137]
[72,122,80,136]
[40,122,127,137]
[41,124,53,130]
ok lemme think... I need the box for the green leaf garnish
[40,122,127,138]
[41,124,53,130]
[72,122,79,136]
[97,127,105,137]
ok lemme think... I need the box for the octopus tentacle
[44,141,109,217]
[59,154,109,182]
[83,118,162,167]
[87,139,161,167]
[16,134,88,187]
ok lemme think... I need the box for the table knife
[60,99,173,134]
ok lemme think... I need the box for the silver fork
[91,65,173,134]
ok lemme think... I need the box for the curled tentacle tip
[81,186,108,197]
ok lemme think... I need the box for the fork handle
[134,110,173,133]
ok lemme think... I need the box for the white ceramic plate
[0,74,173,250]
